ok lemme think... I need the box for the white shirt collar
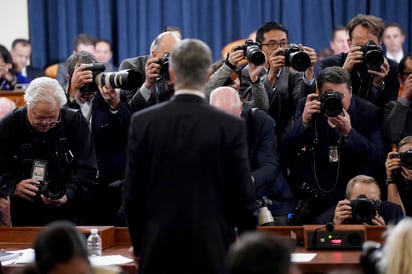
[174,89,205,99]
[386,50,404,63]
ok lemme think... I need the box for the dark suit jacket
[314,200,404,225]
[283,95,384,219]
[320,53,399,111]
[241,106,294,216]
[123,93,257,274]
[119,55,148,103]
[383,99,412,145]
[26,66,44,81]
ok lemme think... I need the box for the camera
[276,43,311,72]
[316,90,343,117]
[0,174,15,197]
[350,194,380,224]
[156,53,170,81]
[256,196,274,226]
[391,149,412,169]
[360,241,382,274]
[289,182,325,225]
[360,40,384,71]
[80,63,143,92]
[40,179,66,200]
[234,39,266,66]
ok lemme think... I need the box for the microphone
[311,222,335,247]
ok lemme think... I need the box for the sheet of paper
[291,253,317,262]
[89,255,134,266]
[1,248,35,265]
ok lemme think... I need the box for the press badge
[31,160,48,182]
[329,146,339,163]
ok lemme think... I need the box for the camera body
[289,182,325,225]
[156,53,170,81]
[350,194,380,224]
[391,149,412,169]
[81,63,143,92]
[0,174,15,198]
[360,40,384,71]
[234,39,265,66]
[316,90,343,117]
[80,63,105,93]
[276,43,311,72]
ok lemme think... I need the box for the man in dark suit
[210,86,293,225]
[123,39,257,274]
[10,39,44,83]
[65,51,131,225]
[315,175,403,225]
[119,31,181,111]
[283,66,384,224]
[320,14,399,112]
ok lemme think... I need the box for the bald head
[151,31,181,58]
[209,87,242,117]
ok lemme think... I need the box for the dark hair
[34,221,89,274]
[73,33,95,51]
[95,38,113,51]
[227,232,292,274]
[66,51,97,76]
[11,38,31,49]
[346,14,385,41]
[398,53,412,75]
[255,22,289,44]
[317,66,351,91]
[384,22,404,35]
[331,25,347,41]
[0,45,13,65]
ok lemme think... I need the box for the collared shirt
[386,50,404,63]
[174,89,205,99]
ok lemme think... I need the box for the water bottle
[87,228,102,256]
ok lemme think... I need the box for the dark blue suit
[67,91,131,225]
[241,106,294,217]
[320,53,399,112]
[283,95,384,223]
[124,93,256,274]
[314,200,404,225]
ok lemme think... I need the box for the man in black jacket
[210,86,294,225]
[320,14,399,112]
[0,77,97,226]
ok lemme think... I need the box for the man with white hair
[0,77,97,226]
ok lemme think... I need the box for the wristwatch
[386,178,395,187]
[374,80,385,90]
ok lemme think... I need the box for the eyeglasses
[261,41,289,50]
[32,117,61,127]
[401,72,412,76]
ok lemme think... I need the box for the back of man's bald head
[209,86,242,117]
[151,31,181,57]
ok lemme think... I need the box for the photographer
[383,53,412,145]
[0,77,97,226]
[315,175,403,225]
[210,87,294,225]
[119,31,181,112]
[386,136,412,216]
[320,14,399,112]
[283,66,384,224]
[66,51,131,225]
[205,46,268,111]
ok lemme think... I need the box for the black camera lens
[0,174,15,197]
[361,40,384,71]
[235,39,265,66]
[156,53,170,81]
[317,90,343,117]
[400,149,412,169]
[350,194,378,224]
[41,180,65,200]
[277,43,311,72]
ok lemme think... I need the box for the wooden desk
[0,226,383,274]
[0,91,25,107]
